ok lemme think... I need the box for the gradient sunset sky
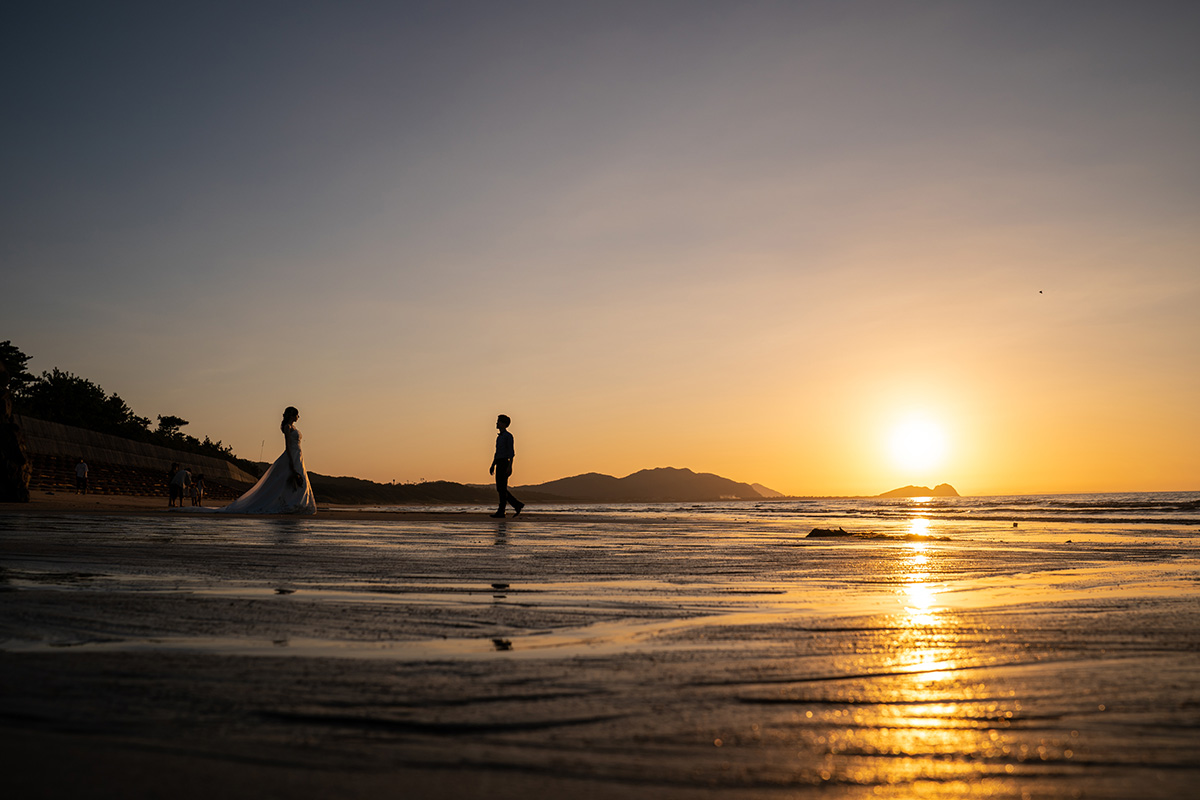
[5,1,1198,496]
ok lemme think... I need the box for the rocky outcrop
[0,363,31,502]
[807,527,950,541]
[878,483,959,498]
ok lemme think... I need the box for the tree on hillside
[0,341,35,401]
[156,415,189,438]
[22,368,151,437]
[5,342,259,473]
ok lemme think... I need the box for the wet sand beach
[2,499,1198,798]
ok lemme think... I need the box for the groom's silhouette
[489,414,524,518]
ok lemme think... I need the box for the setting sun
[889,418,949,473]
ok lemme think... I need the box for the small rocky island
[877,483,959,498]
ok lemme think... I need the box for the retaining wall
[16,416,259,485]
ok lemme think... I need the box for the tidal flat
[1,509,1198,798]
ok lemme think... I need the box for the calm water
[368,491,1200,532]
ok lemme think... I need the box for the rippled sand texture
[2,512,1198,798]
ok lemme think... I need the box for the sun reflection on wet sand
[902,521,942,627]
[808,521,1038,792]
[908,517,932,537]
[2,512,1199,797]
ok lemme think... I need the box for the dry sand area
[2,501,1199,798]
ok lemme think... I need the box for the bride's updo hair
[281,406,299,432]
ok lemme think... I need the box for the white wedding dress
[217,426,316,514]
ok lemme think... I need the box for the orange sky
[6,3,1198,496]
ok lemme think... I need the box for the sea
[360,490,1200,536]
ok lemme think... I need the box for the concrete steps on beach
[28,452,252,501]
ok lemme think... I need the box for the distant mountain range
[308,469,962,505]
[305,467,778,505]
[522,467,770,503]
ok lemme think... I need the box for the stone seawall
[16,416,258,485]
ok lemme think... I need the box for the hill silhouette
[298,473,566,506]
[524,467,765,503]
[878,483,959,498]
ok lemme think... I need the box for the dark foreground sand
[2,501,1198,798]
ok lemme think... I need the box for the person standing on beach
[170,466,191,508]
[74,458,88,495]
[489,414,524,518]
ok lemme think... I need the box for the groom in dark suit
[489,414,524,518]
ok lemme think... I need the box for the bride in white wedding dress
[217,406,316,514]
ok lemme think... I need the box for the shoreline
[6,491,1198,534]
[3,498,1199,797]
[0,491,504,521]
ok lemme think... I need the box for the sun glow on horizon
[888,417,949,474]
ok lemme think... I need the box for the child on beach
[190,474,205,506]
